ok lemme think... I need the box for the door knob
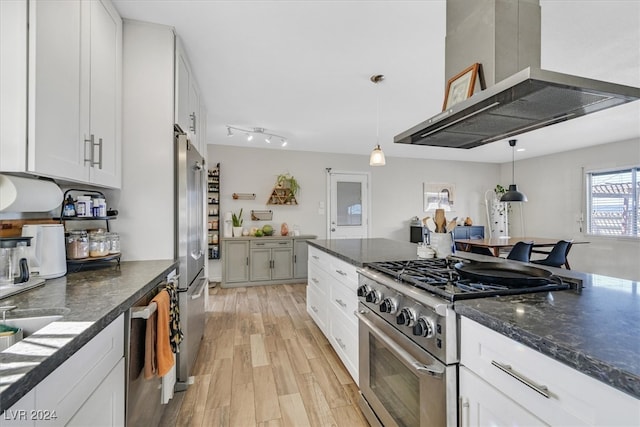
[331,228,336,232]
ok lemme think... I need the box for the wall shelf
[232,193,256,200]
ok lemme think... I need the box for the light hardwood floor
[159,283,369,427]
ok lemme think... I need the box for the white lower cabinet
[307,246,359,384]
[459,317,639,426]
[459,366,546,426]
[1,315,125,427]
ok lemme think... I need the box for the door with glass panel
[328,172,369,239]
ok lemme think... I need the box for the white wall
[501,138,640,281]
[208,145,499,242]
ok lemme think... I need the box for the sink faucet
[0,305,17,322]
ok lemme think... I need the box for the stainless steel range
[355,257,570,427]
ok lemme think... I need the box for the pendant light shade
[500,139,528,202]
[369,144,386,166]
[369,74,386,166]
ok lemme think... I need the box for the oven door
[356,303,457,427]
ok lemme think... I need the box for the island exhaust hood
[394,0,640,149]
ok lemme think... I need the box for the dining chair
[531,240,573,268]
[470,246,495,257]
[506,241,534,262]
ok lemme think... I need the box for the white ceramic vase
[488,193,509,238]
[232,226,243,237]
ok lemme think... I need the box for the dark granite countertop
[308,238,420,266]
[309,238,640,399]
[0,259,177,411]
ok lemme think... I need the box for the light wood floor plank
[230,381,257,426]
[279,393,312,427]
[158,284,366,426]
[253,365,282,422]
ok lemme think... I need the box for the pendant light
[369,74,386,166]
[500,139,528,202]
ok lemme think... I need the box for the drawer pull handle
[491,361,550,398]
[335,337,346,350]
[335,298,347,308]
[335,269,347,276]
[312,255,320,260]
[311,305,318,313]
[311,277,319,284]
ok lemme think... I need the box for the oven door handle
[355,309,444,377]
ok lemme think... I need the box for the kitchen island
[0,259,177,412]
[308,238,639,400]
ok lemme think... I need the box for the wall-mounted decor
[267,173,299,205]
[442,63,483,110]
[424,183,455,212]
[232,193,256,200]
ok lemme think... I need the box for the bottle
[63,196,76,217]
[76,196,93,218]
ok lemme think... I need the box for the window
[587,167,639,237]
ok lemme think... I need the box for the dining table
[454,237,589,269]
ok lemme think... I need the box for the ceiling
[112,0,640,164]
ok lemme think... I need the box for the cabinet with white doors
[0,0,122,188]
[459,317,640,426]
[307,246,359,384]
[0,315,124,427]
[175,37,206,157]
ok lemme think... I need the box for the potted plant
[232,208,243,237]
[276,173,300,203]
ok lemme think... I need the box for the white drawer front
[307,263,329,296]
[330,277,357,326]
[308,246,331,271]
[306,282,328,335]
[329,307,358,384]
[328,257,358,291]
[461,317,639,427]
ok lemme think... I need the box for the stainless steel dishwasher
[125,270,177,426]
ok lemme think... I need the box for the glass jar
[89,231,109,257]
[67,230,89,259]
[106,232,120,254]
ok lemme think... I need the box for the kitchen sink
[2,307,70,337]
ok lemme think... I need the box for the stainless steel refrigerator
[174,126,207,390]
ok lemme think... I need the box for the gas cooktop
[364,258,569,301]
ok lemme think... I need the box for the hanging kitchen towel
[143,309,157,379]
[153,289,175,377]
[165,279,183,352]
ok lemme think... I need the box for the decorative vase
[281,222,289,236]
[488,193,509,238]
[233,226,243,237]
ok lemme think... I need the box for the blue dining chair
[506,241,534,262]
[531,240,573,268]
[471,246,494,257]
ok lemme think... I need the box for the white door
[328,172,369,239]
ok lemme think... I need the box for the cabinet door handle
[96,137,103,169]
[335,269,347,276]
[84,134,94,165]
[189,112,197,133]
[491,361,550,398]
[294,255,297,263]
[335,298,347,308]
[246,257,249,266]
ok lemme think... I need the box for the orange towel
[143,290,174,379]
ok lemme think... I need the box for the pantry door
[327,171,370,239]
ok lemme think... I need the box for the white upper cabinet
[175,38,205,156]
[0,0,122,188]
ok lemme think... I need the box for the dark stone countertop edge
[0,261,178,412]
[455,304,640,400]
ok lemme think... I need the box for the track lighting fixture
[369,74,386,166]
[226,125,288,146]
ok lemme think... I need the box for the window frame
[585,166,639,239]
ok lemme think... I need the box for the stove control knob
[357,285,370,298]
[365,290,382,304]
[413,317,435,338]
[379,298,397,314]
[396,308,416,327]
